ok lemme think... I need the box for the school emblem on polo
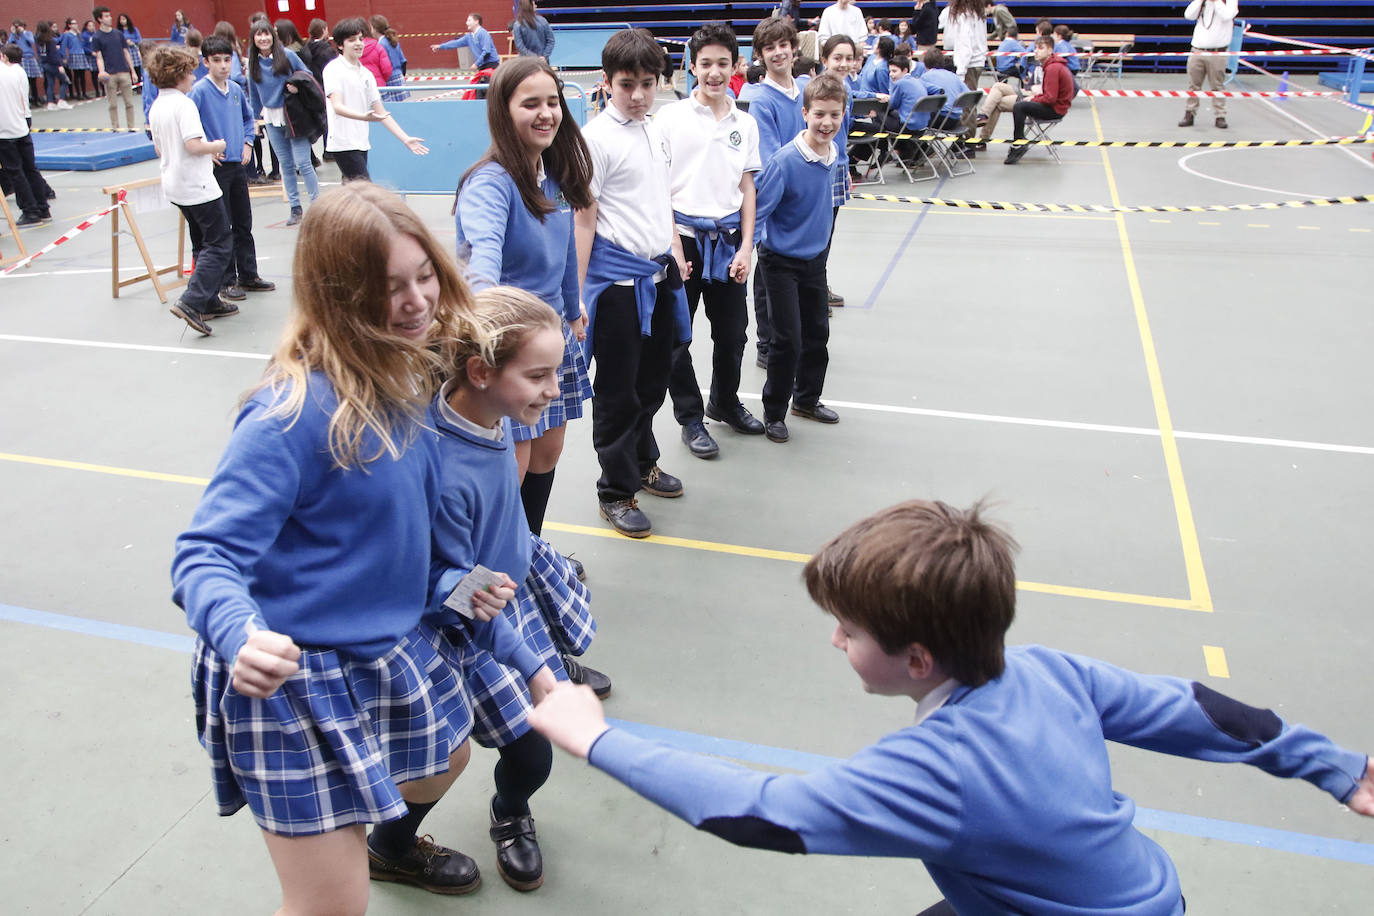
[729,130,742,148]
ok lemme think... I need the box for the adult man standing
[818,0,866,48]
[987,2,1017,41]
[90,6,136,128]
[1179,0,1237,128]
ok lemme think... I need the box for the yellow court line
[1203,645,1231,678]
[1091,103,1214,612]
[1,451,1207,614]
[0,452,211,486]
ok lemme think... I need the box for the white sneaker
[45,102,57,111]
[56,100,73,110]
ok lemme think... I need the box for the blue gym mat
[33,131,156,171]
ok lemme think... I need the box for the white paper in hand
[442,565,506,619]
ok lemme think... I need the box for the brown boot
[1178,111,1195,127]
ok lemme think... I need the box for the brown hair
[802,71,847,108]
[804,500,1018,686]
[752,16,798,56]
[459,56,594,218]
[370,14,398,45]
[600,26,665,78]
[256,183,470,468]
[448,286,561,388]
[146,44,199,88]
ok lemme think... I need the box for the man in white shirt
[818,0,867,49]
[1179,0,1238,128]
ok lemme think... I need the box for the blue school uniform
[456,161,592,442]
[995,37,1027,75]
[174,372,471,836]
[1055,39,1081,72]
[437,27,499,69]
[121,27,143,69]
[920,66,968,117]
[247,49,308,115]
[749,79,806,159]
[427,394,596,748]
[60,31,88,70]
[857,55,891,97]
[755,137,837,261]
[378,35,410,101]
[14,30,40,78]
[585,645,1367,915]
[887,73,930,129]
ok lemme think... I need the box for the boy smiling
[658,22,765,460]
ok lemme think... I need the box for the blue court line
[5,601,1372,867]
[858,175,947,310]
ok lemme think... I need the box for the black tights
[492,730,553,817]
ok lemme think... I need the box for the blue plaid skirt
[127,43,141,68]
[21,56,40,78]
[382,69,410,102]
[511,318,593,443]
[192,623,473,836]
[438,537,595,748]
[68,50,93,70]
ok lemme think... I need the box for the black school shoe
[681,420,719,459]
[219,284,247,301]
[563,656,612,698]
[239,276,276,292]
[368,834,481,895]
[1004,143,1030,165]
[169,299,213,336]
[790,402,840,424]
[489,797,543,891]
[705,400,765,435]
[201,298,240,320]
[600,497,651,538]
[640,465,683,498]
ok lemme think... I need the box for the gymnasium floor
[3,66,1373,914]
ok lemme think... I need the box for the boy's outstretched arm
[529,683,960,859]
[1059,649,1370,808]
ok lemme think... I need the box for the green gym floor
[3,66,1373,914]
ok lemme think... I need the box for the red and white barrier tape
[1244,31,1374,62]
[1078,88,1340,98]
[1,190,125,277]
[988,47,1357,58]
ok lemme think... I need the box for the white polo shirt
[323,56,381,152]
[149,88,222,207]
[655,93,761,232]
[582,101,674,261]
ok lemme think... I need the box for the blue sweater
[425,400,544,679]
[995,37,1027,73]
[172,373,441,665]
[247,48,307,115]
[754,137,836,261]
[857,55,892,97]
[513,17,556,59]
[588,645,1368,915]
[438,27,499,69]
[749,80,805,160]
[189,77,255,164]
[1055,39,1081,72]
[887,74,930,128]
[456,162,579,322]
[920,67,967,117]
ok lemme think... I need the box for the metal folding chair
[1023,116,1064,164]
[889,94,946,182]
[1083,42,1131,88]
[847,98,890,186]
[925,89,985,178]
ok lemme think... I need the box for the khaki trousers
[978,82,1019,138]
[1185,52,1227,114]
[104,71,136,128]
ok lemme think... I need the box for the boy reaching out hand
[531,499,1373,915]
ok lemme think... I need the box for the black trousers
[752,260,772,359]
[591,281,675,502]
[667,234,748,424]
[207,162,260,287]
[759,248,829,422]
[1012,100,1060,139]
[175,198,233,311]
[333,148,370,182]
[0,134,49,220]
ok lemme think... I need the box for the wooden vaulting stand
[101,176,188,303]
[0,189,28,268]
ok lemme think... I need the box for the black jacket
[284,70,327,143]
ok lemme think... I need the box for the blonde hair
[448,286,561,388]
[255,183,471,468]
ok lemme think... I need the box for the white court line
[0,334,269,360]
[1,333,1369,456]
[1176,148,1326,198]
[1258,94,1374,170]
